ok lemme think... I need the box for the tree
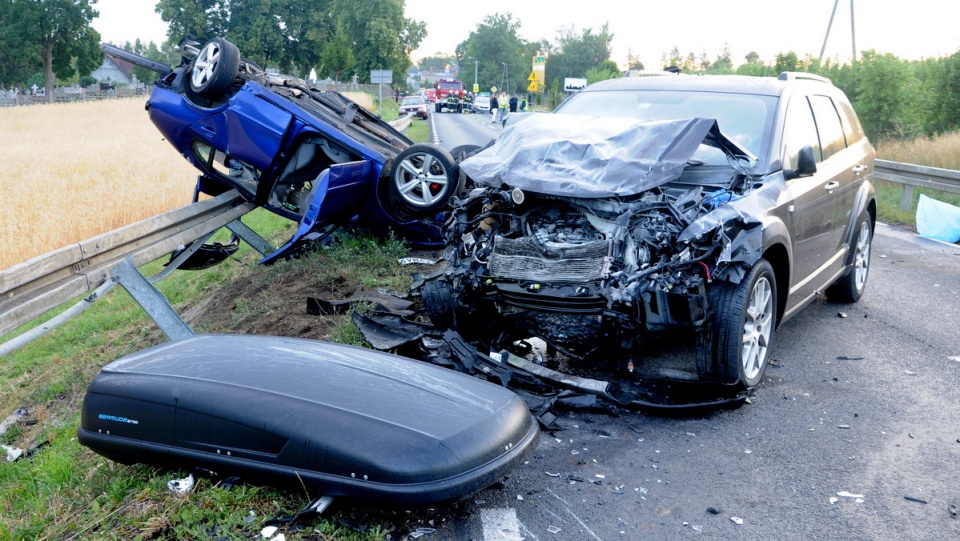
[2,0,101,101]
[852,50,915,140]
[545,24,613,89]
[334,0,424,83]
[626,48,644,71]
[456,13,528,94]
[321,26,354,81]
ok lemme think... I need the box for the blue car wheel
[190,37,240,98]
[388,144,460,214]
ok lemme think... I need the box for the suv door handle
[824,181,839,191]
[852,164,867,174]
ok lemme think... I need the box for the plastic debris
[837,491,864,498]
[916,194,960,242]
[836,356,863,360]
[3,444,25,462]
[545,471,561,477]
[398,257,437,266]
[730,517,743,525]
[706,507,721,515]
[692,524,703,533]
[838,312,848,318]
[949,504,958,518]
[949,356,960,363]
[547,525,562,534]
[167,474,195,494]
[261,525,279,538]
[829,497,839,504]
[838,425,851,429]
[904,496,928,504]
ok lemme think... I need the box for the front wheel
[826,217,872,302]
[386,143,460,216]
[705,259,777,389]
[190,37,240,98]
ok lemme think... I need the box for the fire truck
[434,78,465,113]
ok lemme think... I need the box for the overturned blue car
[104,37,461,263]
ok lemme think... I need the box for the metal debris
[398,257,438,266]
[904,496,928,504]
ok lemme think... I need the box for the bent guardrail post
[226,219,275,256]
[111,258,194,341]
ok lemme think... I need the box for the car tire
[706,259,777,389]
[387,143,460,215]
[826,217,872,303]
[447,144,481,164]
[190,37,240,98]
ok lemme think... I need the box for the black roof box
[78,334,538,504]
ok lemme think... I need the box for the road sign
[473,83,479,93]
[527,81,539,92]
[527,72,538,81]
[370,70,392,84]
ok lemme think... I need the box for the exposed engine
[430,184,740,355]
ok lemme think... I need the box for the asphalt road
[406,113,960,540]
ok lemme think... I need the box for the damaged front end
[422,116,764,384]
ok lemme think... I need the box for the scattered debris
[547,525,562,534]
[838,425,851,429]
[398,257,437,266]
[836,356,863,360]
[692,524,703,532]
[260,525,279,538]
[838,312,848,318]
[829,497,839,504]
[167,474,195,494]
[545,472,561,477]
[408,527,437,538]
[904,496,928,504]
[837,491,864,499]
[730,517,744,525]
[949,356,960,363]
[949,504,957,518]
[2,445,25,462]
[706,507,721,515]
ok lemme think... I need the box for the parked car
[423,88,437,103]
[398,95,429,119]
[102,37,461,264]
[423,73,876,391]
[473,94,491,114]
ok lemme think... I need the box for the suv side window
[809,95,846,159]
[834,98,865,144]
[782,95,821,168]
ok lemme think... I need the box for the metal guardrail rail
[0,190,254,338]
[874,159,960,210]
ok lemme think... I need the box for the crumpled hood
[460,115,744,198]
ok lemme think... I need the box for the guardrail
[874,159,960,210]
[0,191,254,338]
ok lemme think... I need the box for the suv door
[781,93,840,304]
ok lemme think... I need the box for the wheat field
[0,98,199,269]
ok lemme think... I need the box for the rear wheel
[190,37,240,98]
[706,259,777,388]
[386,144,460,216]
[826,217,872,302]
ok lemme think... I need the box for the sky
[92,0,960,71]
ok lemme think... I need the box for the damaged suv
[423,73,875,391]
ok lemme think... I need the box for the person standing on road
[490,93,499,122]
[519,96,527,111]
[509,94,518,113]
[498,92,509,123]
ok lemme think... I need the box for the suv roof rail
[778,72,833,85]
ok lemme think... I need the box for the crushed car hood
[460,115,750,198]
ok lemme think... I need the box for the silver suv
[424,72,876,392]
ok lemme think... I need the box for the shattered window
[555,90,775,159]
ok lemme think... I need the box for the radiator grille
[488,236,610,282]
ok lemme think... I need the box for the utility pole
[819,0,858,65]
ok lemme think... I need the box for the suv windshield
[556,90,776,163]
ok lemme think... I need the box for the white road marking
[429,109,440,144]
[481,508,523,541]
[546,488,603,541]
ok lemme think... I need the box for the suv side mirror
[784,145,817,179]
